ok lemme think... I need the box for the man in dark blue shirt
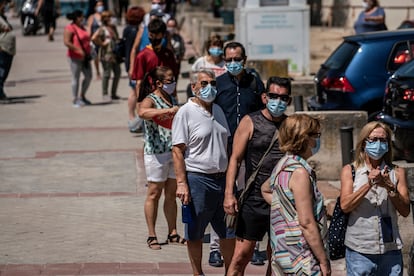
[215,41,265,146]
[213,41,266,266]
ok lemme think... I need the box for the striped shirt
[269,154,328,275]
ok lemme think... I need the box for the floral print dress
[269,154,328,276]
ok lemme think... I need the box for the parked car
[308,29,414,117]
[398,20,414,29]
[375,59,414,162]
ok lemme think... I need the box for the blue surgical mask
[208,47,223,57]
[151,3,161,10]
[162,82,176,95]
[266,98,287,117]
[365,140,388,160]
[312,137,321,155]
[226,61,244,76]
[96,6,104,13]
[198,84,217,103]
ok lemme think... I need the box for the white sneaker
[72,99,82,108]
[128,117,143,133]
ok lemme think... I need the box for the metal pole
[340,126,354,166]
[293,95,303,112]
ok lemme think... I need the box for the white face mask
[362,1,369,9]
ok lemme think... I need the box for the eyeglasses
[200,80,216,87]
[309,132,321,138]
[224,57,244,63]
[366,137,387,143]
[267,93,290,102]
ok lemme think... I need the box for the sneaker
[73,102,81,108]
[111,95,121,100]
[250,249,265,266]
[128,117,143,133]
[208,250,223,267]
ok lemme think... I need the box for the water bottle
[182,204,192,223]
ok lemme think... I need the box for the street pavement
[0,10,351,276]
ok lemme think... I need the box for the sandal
[167,233,187,245]
[147,236,161,250]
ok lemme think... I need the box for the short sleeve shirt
[131,46,178,81]
[172,99,230,174]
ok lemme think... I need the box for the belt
[188,171,226,179]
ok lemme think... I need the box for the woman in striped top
[262,114,330,276]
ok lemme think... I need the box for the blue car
[375,59,414,162]
[308,29,414,117]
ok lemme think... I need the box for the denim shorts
[184,172,234,241]
[346,247,403,276]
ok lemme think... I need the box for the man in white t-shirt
[172,70,235,276]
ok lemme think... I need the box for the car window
[388,41,414,71]
[323,41,358,70]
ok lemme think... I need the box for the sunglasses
[224,57,244,63]
[366,137,387,143]
[267,93,290,102]
[200,80,216,87]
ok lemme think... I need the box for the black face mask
[149,37,162,47]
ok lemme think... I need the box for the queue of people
[11,1,411,273]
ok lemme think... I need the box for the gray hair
[191,70,216,84]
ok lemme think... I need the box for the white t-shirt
[191,56,226,77]
[172,98,230,174]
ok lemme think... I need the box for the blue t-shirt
[354,7,387,34]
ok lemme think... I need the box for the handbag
[328,163,355,260]
[225,130,279,229]
[113,38,126,63]
[72,24,92,68]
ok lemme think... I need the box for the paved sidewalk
[0,12,349,276]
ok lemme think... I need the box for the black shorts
[235,196,269,241]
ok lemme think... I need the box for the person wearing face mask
[172,70,234,276]
[137,66,185,250]
[63,9,93,107]
[128,0,171,79]
[91,10,121,102]
[261,114,331,276]
[87,0,105,79]
[167,18,185,72]
[214,41,266,266]
[354,0,387,34]
[215,41,265,150]
[223,76,291,275]
[129,18,178,132]
[339,121,410,275]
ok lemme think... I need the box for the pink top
[65,23,91,60]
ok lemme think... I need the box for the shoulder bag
[225,129,279,229]
[72,25,92,68]
[328,163,355,260]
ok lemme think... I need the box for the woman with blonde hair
[340,121,410,275]
[262,113,331,276]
